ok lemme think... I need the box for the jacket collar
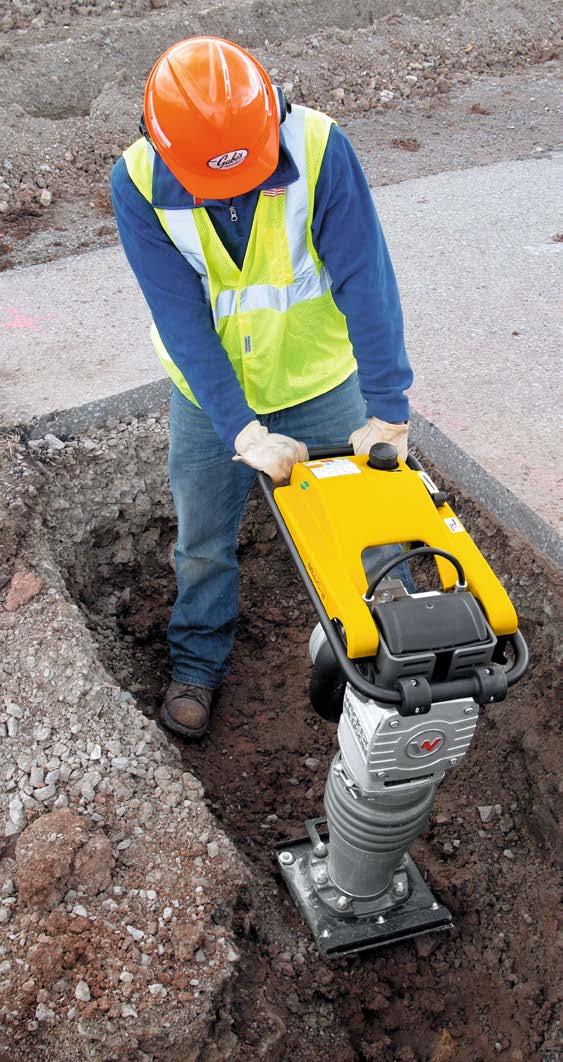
[152,132,300,210]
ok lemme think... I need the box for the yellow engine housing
[273,455,518,659]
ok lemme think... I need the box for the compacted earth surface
[0,418,560,1060]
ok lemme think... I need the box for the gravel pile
[0,427,249,1060]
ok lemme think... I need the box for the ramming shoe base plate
[275,837,452,957]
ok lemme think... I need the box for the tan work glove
[233,420,308,486]
[349,417,409,462]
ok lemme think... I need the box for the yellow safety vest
[123,105,356,412]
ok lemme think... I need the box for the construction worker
[112,36,413,739]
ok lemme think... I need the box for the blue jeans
[168,373,409,688]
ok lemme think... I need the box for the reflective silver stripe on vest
[280,106,314,279]
[214,265,331,322]
[160,207,211,309]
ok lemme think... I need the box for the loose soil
[36,418,559,1062]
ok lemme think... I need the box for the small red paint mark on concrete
[4,570,43,611]
[0,307,57,331]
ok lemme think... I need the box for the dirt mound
[0,0,559,269]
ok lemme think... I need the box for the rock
[30,766,45,788]
[207,842,219,859]
[9,796,26,827]
[478,805,496,823]
[28,940,64,985]
[126,925,144,942]
[154,766,172,788]
[502,849,515,860]
[35,1003,55,1023]
[44,433,64,449]
[39,189,52,207]
[73,832,115,895]
[16,810,88,909]
[171,923,205,962]
[379,89,394,102]
[34,785,57,803]
[15,810,112,910]
[79,771,101,801]
[4,570,43,611]
[415,934,439,958]
[148,982,166,996]
[75,980,91,1002]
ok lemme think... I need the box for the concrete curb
[3,381,560,569]
[410,411,561,568]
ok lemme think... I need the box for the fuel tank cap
[367,442,399,470]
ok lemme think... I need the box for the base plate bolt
[393,880,406,896]
[313,842,328,858]
[389,720,400,729]
[336,895,350,911]
[279,851,294,866]
[377,915,386,924]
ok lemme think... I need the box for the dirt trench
[23,413,560,1062]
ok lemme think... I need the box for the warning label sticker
[444,516,465,533]
[306,458,361,479]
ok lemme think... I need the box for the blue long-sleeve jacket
[111,121,413,450]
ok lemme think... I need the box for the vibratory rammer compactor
[259,443,528,957]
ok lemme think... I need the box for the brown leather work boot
[160,680,214,739]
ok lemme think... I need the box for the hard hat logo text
[207,149,248,171]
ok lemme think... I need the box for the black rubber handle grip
[306,445,354,460]
[306,447,422,468]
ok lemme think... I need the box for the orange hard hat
[144,36,280,199]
